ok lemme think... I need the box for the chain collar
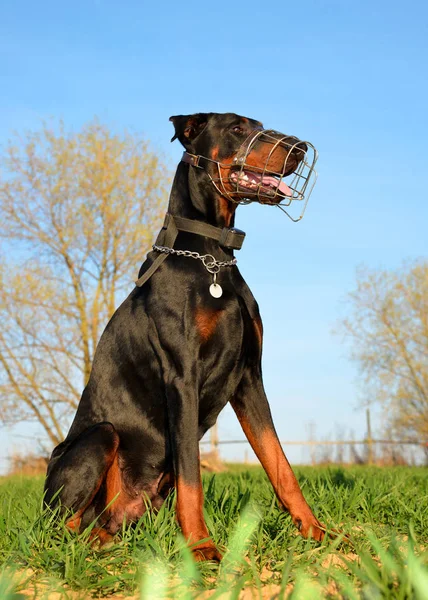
[152,244,237,298]
[152,244,237,273]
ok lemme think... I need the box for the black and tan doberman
[44,112,324,561]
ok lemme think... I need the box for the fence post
[210,422,220,461]
[366,408,373,465]
[308,421,316,466]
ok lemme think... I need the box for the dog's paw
[297,518,325,541]
[292,508,326,542]
[295,518,352,544]
[88,527,115,548]
[192,545,223,562]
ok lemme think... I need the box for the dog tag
[209,283,223,298]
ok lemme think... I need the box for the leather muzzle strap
[135,213,245,288]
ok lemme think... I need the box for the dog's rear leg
[231,371,325,541]
[44,422,119,541]
[166,382,222,562]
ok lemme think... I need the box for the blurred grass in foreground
[0,466,427,598]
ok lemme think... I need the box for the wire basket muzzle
[220,129,318,221]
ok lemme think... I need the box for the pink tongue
[261,175,292,197]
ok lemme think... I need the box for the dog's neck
[167,163,237,228]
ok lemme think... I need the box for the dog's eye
[232,126,244,134]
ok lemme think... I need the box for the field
[1,465,427,599]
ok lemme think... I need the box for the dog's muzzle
[182,129,318,222]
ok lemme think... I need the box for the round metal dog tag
[209,283,223,298]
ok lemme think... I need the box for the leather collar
[135,213,245,288]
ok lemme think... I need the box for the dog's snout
[287,139,307,168]
[295,140,308,153]
[285,137,307,154]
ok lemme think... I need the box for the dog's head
[169,112,317,217]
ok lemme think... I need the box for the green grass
[0,466,427,598]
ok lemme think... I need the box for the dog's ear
[169,114,209,148]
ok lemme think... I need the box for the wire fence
[1,422,427,476]
[199,410,428,467]
[199,437,428,466]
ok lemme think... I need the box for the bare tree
[337,261,428,443]
[0,120,170,444]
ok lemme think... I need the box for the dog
[44,112,324,561]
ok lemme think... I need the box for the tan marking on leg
[176,476,222,561]
[232,408,325,541]
[64,432,120,536]
[89,527,115,547]
[66,512,83,532]
[105,455,122,508]
[65,446,118,533]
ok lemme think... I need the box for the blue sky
[1,0,427,470]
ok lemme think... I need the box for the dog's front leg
[231,369,325,541]
[166,378,222,562]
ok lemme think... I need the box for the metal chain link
[152,244,237,274]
